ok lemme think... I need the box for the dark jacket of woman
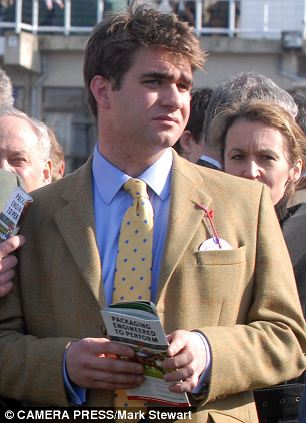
[254,200,306,423]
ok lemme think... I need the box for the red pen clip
[195,203,222,249]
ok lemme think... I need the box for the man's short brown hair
[83,1,205,117]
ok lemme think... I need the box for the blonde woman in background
[208,99,306,423]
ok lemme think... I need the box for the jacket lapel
[54,159,104,306]
[157,153,213,301]
[52,154,215,307]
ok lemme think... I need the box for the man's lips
[153,116,179,123]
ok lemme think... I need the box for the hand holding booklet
[0,186,33,242]
[101,301,190,407]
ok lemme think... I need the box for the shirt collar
[92,145,172,204]
[199,155,221,169]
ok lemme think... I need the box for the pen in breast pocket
[195,203,222,249]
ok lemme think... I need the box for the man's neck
[202,146,221,163]
[97,143,168,177]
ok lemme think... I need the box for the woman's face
[223,118,302,205]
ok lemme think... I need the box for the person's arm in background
[0,236,25,297]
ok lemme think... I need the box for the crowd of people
[0,2,305,423]
[0,67,65,298]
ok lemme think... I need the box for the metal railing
[0,0,305,39]
[0,0,104,35]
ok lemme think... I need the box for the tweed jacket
[0,151,305,423]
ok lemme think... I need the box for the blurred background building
[1,0,306,172]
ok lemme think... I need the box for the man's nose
[162,84,183,109]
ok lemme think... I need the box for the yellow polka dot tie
[113,178,153,304]
[113,178,154,417]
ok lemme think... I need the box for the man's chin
[157,134,180,148]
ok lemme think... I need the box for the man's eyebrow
[12,150,30,156]
[141,71,193,86]
[141,71,173,80]
[6,148,29,154]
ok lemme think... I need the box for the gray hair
[0,68,14,107]
[0,106,51,163]
[204,71,298,146]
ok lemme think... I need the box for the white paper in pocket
[198,238,233,251]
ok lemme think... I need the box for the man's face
[99,47,193,158]
[0,116,51,192]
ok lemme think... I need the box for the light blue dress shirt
[93,145,172,306]
[64,145,210,404]
[199,155,221,169]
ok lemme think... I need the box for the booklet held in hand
[101,301,190,407]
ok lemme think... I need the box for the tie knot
[124,178,149,200]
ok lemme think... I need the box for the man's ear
[179,131,193,155]
[90,75,111,109]
[43,159,52,185]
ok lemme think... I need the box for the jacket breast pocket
[194,245,246,266]
[193,246,247,325]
